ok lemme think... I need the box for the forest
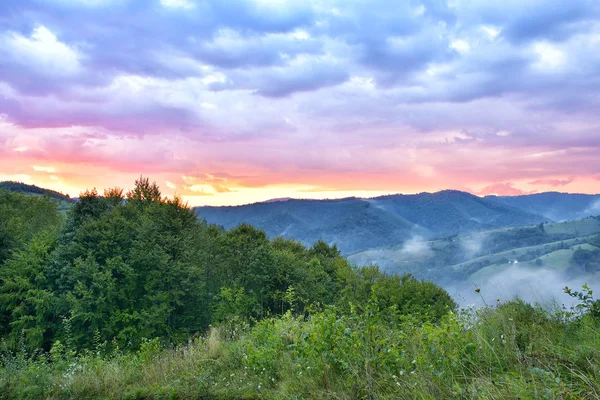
[1,178,600,399]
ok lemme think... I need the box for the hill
[0,181,74,211]
[349,216,600,288]
[486,192,600,221]
[368,190,546,235]
[197,190,547,254]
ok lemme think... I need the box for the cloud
[399,236,434,258]
[210,56,349,97]
[1,0,600,204]
[0,25,86,95]
[450,265,600,309]
[193,28,322,69]
[585,200,600,215]
[475,183,526,196]
[461,233,486,258]
[212,184,233,193]
[160,0,195,10]
[529,178,575,187]
[500,0,600,44]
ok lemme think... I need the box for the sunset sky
[1,0,599,206]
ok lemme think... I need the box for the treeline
[572,237,600,272]
[0,178,455,353]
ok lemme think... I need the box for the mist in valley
[448,266,600,309]
[352,228,600,311]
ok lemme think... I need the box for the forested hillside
[0,182,74,212]
[351,217,600,285]
[486,192,600,221]
[0,178,453,353]
[197,190,547,254]
[0,182,72,202]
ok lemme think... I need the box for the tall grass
[2,298,600,399]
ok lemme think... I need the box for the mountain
[486,192,600,221]
[196,190,547,254]
[367,190,546,235]
[198,197,424,254]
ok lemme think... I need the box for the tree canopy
[0,178,456,352]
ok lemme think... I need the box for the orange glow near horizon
[1,124,599,207]
[1,158,599,207]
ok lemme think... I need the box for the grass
[2,299,600,399]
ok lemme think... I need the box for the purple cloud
[529,178,575,187]
[1,0,600,202]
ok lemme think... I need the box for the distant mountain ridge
[3,180,598,255]
[485,192,600,222]
[196,190,550,254]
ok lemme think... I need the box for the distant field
[545,217,600,236]
[452,237,589,271]
[468,241,600,283]
[350,216,600,284]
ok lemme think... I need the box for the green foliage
[3,181,600,398]
[0,229,60,351]
[571,247,600,272]
[371,273,457,322]
[0,181,72,203]
[0,178,456,356]
[0,191,63,343]
[564,284,600,319]
[2,300,599,399]
[0,190,62,264]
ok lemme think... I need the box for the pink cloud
[528,178,575,187]
[475,183,528,196]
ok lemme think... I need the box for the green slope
[0,181,75,212]
[350,216,600,282]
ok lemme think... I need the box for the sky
[1,0,600,206]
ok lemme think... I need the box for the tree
[127,176,161,203]
[373,273,456,322]
[0,230,60,350]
